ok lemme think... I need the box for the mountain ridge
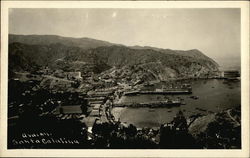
[9,34,217,62]
[9,34,118,50]
[8,34,220,81]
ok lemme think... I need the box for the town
[8,65,241,149]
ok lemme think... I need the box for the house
[93,104,101,110]
[54,70,65,78]
[67,72,82,80]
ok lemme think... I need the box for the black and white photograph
[0,1,249,157]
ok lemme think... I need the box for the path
[227,110,240,126]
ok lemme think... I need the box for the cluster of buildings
[221,70,240,80]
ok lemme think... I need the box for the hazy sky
[9,8,241,66]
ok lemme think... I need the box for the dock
[114,100,183,108]
[124,89,192,96]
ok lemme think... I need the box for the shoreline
[108,78,240,128]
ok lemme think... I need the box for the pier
[114,100,183,108]
[124,89,192,96]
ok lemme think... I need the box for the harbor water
[112,79,241,128]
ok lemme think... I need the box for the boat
[190,96,199,99]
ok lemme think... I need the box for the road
[226,110,240,126]
[43,75,74,83]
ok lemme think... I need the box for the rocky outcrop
[188,106,241,149]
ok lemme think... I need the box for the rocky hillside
[132,45,219,67]
[88,46,218,77]
[9,34,219,81]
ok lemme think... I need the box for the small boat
[190,96,199,99]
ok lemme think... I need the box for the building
[222,70,240,79]
[54,105,83,115]
[54,70,66,78]
[89,109,99,117]
[67,72,82,80]
[92,104,101,110]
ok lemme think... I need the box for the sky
[9,8,241,67]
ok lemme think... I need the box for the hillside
[8,42,111,74]
[9,34,115,49]
[8,34,219,81]
[131,45,218,67]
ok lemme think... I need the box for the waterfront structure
[221,70,240,79]
[114,99,182,108]
[124,89,192,96]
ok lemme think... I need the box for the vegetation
[9,34,219,80]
